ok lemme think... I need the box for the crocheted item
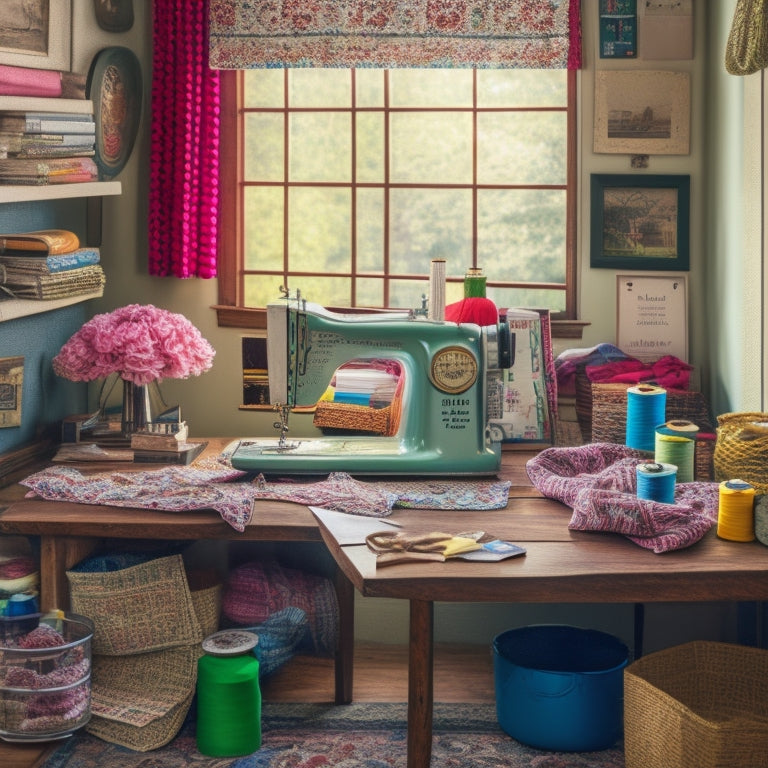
[526,444,719,553]
[222,561,338,655]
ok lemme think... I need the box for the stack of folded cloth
[0,536,39,612]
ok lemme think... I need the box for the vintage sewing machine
[228,290,518,476]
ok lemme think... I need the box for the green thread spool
[464,267,486,298]
[196,630,261,757]
[655,420,698,484]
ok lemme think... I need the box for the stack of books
[0,229,105,300]
[129,422,208,465]
[0,111,97,184]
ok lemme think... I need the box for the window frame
[214,69,578,332]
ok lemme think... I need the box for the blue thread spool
[636,461,677,504]
[626,385,667,452]
[5,593,38,617]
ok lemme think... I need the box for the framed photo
[0,356,23,429]
[594,70,690,155]
[616,275,688,362]
[590,174,690,271]
[0,1,71,71]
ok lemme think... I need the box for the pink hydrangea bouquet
[53,304,216,385]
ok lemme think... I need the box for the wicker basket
[624,641,768,768]
[713,412,768,492]
[590,383,716,481]
[313,400,399,436]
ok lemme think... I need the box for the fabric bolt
[149,0,220,278]
[526,443,719,553]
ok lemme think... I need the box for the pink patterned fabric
[526,443,719,553]
[209,0,582,70]
[148,0,220,278]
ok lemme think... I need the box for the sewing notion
[229,290,524,476]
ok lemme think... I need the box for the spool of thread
[655,420,698,484]
[464,267,486,298]
[429,259,446,320]
[4,593,39,617]
[196,630,262,757]
[717,480,756,542]
[625,385,667,452]
[636,461,677,504]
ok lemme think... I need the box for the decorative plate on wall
[87,46,142,180]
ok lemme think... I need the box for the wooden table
[0,439,355,705]
[2,441,768,768]
[312,468,768,768]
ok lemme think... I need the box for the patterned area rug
[42,702,625,768]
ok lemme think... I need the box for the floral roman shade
[209,0,582,70]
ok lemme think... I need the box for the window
[216,68,576,329]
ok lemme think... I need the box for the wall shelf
[0,181,121,204]
[0,289,104,323]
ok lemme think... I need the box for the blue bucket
[492,624,629,751]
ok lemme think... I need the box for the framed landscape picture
[0,0,71,71]
[590,174,690,271]
[593,70,690,155]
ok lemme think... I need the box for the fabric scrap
[526,443,719,553]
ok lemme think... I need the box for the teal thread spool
[196,630,261,757]
[464,267,486,298]
[636,461,677,504]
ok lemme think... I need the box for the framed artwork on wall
[590,174,690,271]
[0,0,71,71]
[593,70,690,155]
[0,356,23,429]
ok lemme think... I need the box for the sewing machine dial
[429,346,478,394]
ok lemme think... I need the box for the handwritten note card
[616,275,688,362]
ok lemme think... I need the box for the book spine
[22,119,96,135]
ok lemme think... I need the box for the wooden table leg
[38,536,99,612]
[407,599,434,768]
[334,565,355,704]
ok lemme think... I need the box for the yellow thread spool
[717,480,756,542]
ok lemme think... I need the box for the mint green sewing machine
[228,291,516,476]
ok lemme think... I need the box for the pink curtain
[148,0,220,278]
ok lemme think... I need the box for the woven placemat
[67,554,202,656]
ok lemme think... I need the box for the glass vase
[121,380,166,436]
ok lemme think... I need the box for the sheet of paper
[310,506,401,546]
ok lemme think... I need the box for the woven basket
[67,555,202,656]
[713,412,768,492]
[590,383,716,481]
[313,400,399,436]
[624,641,768,768]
